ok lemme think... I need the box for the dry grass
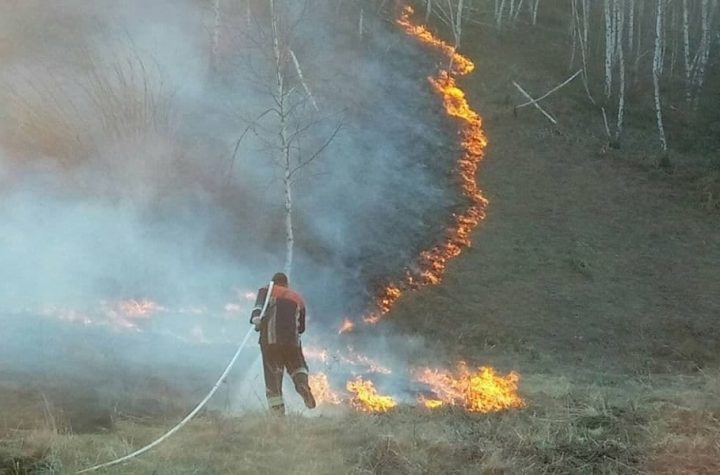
[1,3,719,474]
[2,371,719,474]
[1,46,173,166]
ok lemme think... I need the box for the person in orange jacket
[250,272,316,414]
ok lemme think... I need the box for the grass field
[2,5,719,475]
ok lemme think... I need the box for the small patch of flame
[338,319,355,334]
[363,284,401,324]
[415,363,524,413]
[396,6,474,75]
[309,373,342,406]
[346,377,397,413]
[117,298,163,318]
[419,396,444,409]
[304,346,329,363]
[340,349,393,375]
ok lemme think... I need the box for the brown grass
[1,371,719,474]
[1,3,719,474]
[1,47,172,166]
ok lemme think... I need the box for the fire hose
[76,282,275,474]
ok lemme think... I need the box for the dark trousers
[261,343,309,414]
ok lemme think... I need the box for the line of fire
[303,5,524,414]
[18,4,525,417]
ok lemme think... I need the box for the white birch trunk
[582,0,589,47]
[497,0,507,29]
[425,0,433,23]
[653,0,668,152]
[691,0,714,109]
[570,0,578,69]
[211,0,221,72]
[283,173,293,279]
[633,0,644,85]
[270,0,295,277]
[514,0,526,22]
[604,0,614,99]
[455,0,464,47]
[615,0,626,142]
[532,0,541,25]
[682,0,691,102]
[628,0,635,53]
[572,0,595,103]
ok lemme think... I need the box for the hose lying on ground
[77,282,274,474]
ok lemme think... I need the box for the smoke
[0,0,459,410]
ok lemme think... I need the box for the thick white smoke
[0,0,459,409]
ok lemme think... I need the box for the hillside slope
[2,7,720,475]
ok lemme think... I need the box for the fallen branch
[512,81,557,124]
[515,70,582,108]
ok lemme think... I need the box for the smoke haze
[0,0,459,411]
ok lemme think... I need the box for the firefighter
[250,272,316,415]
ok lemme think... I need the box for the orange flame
[117,298,163,318]
[415,363,524,413]
[309,373,342,406]
[363,5,488,324]
[338,319,355,334]
[346,377,397,413]
[303,345,329,363]
[418,396,444,409]
[340,349,393,375]
[396,6,474,76]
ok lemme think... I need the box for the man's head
[272,272,288,287]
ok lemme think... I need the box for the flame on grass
[396,6,474,76]
[305,345,391,375]
[339,349,392,375]
[362,5,488,325]
[116,298,163,318]
[304,346,330,363]
[346,377,397,413]
[338,319,355,334]
[309,373,342,405]
[415,364,524,413]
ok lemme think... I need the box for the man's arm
[250,287,268,328]
[298,298,306,334]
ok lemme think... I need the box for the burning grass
[415,364,524,413]
[346,377,397,413]
[360,5,488,326]
[3,371,719,473]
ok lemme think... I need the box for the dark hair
[272,272,288,287]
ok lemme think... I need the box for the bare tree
[653,0,667,152]
[241,0,342,278]
[210,0,222,74]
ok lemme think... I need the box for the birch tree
[245,0,341,278]
[682,0,691,101]
[689,0,717,109]
[614,0,626,144]
[209,0,223,74]
[653,0,668,152]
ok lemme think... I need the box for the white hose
[77,282,274,474]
